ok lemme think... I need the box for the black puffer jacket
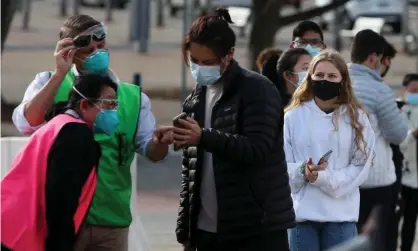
[175,61,295,246]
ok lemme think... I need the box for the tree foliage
[249,0,351,69]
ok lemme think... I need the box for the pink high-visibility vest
[1,114,97,251]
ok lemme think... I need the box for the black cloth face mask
[311,79,341,101]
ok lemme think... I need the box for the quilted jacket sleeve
[175,151,190,244]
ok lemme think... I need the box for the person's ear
[383,57,390,67]
[79,99,91,114]
[283,71,294,82]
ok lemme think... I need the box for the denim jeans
[288,221,357,251]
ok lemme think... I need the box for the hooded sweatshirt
[285,100,375,222]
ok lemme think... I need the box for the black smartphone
[318,150,333,165]
[396,100,406,109]
[173,112,188,151]
[173,112,188,128]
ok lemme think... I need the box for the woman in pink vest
[1,74,118,251]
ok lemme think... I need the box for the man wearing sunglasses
[12,14,173,251]
[290,20,327,57]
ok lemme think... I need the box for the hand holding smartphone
[173,112,188,128]
[317,150,332,165]
[173,112,188,151]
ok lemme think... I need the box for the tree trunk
[249,15,280,71]
[1,0,18,123]
[248,0,282,71]
[1,0,17,53]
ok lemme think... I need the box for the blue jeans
[289,222,357,251]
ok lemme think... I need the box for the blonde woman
[284,50,376,251]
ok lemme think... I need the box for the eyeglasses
[73,24,107,48]
[293,39,324,48]
[94,98,119,110]
[73,32,106,48]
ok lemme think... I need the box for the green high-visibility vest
[53,70,141,226]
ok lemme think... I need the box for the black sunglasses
[73,32,106,48]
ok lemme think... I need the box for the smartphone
[173,112,188,151]
[173,112,188,128]
[396,100,406,109]
[318,150,333,165]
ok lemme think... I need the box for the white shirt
[12,66,156,157]
[197,83,223,233]
[284,100,375,222]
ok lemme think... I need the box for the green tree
[249,0,351,70]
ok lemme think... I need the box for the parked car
[81,0,130,9]
[316,0,404,33]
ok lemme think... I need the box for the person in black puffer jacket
[172,7,295,251]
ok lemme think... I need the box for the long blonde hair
[285,50,368,155]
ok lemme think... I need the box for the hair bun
[215,7,234,24]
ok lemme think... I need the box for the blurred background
[1,0,418,250]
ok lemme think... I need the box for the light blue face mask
[93,109,119,135]
[406,92,418,105]
[304,44,321,57]
[190,61,221,86]
[83,49,110,75]
[297,71,308,86]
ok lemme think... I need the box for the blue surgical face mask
[304,44,320,57]
[190,61,221,86]
[297,71,308,86]
[94,109,119,135]
[83,49,110,75]
[406,92,418,105]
